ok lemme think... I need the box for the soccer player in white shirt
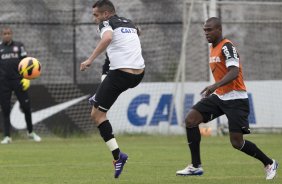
[80,0,145,178]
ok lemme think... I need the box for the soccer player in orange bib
[176,17,278,180]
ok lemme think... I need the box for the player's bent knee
[185,117,197,128]
[90,108,107,125]
[229,132,244,150]
[231,142,242,150]
[230,139,244,150]
[185,110,203,128]
[90,111,99,124]
[185,118,193,128]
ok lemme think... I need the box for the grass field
[0,133,281,184]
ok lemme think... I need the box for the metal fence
[1,0,281,84]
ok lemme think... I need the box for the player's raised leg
[90,105,128,178]
[81,0,145,178]
[230,132,278,180]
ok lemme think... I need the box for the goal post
[169,0,196,131]
[169,0,217,135]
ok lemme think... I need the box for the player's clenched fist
[80,59,92,71]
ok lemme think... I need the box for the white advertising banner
[108,81,282,135]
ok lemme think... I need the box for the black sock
[240,140,273,166]
[3,116,11,137]
[98,120,120,160]
[186,126,201,168]
[24,110,33,133]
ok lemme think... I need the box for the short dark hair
[92,0,115,13]
[206,17,222,28]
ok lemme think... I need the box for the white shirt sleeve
[99,21,113,38]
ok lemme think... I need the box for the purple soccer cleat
[113,152,128,178]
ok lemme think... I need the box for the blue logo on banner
[127,93,256,126]
[127,94,149,126]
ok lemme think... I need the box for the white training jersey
[98,15,145,70]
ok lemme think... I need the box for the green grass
[0,134,281,184]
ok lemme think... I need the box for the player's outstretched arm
[80,31,112,71]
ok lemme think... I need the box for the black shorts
[192,94,250,134]
[89,69,144,112]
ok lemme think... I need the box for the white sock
[106,138,119,151]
